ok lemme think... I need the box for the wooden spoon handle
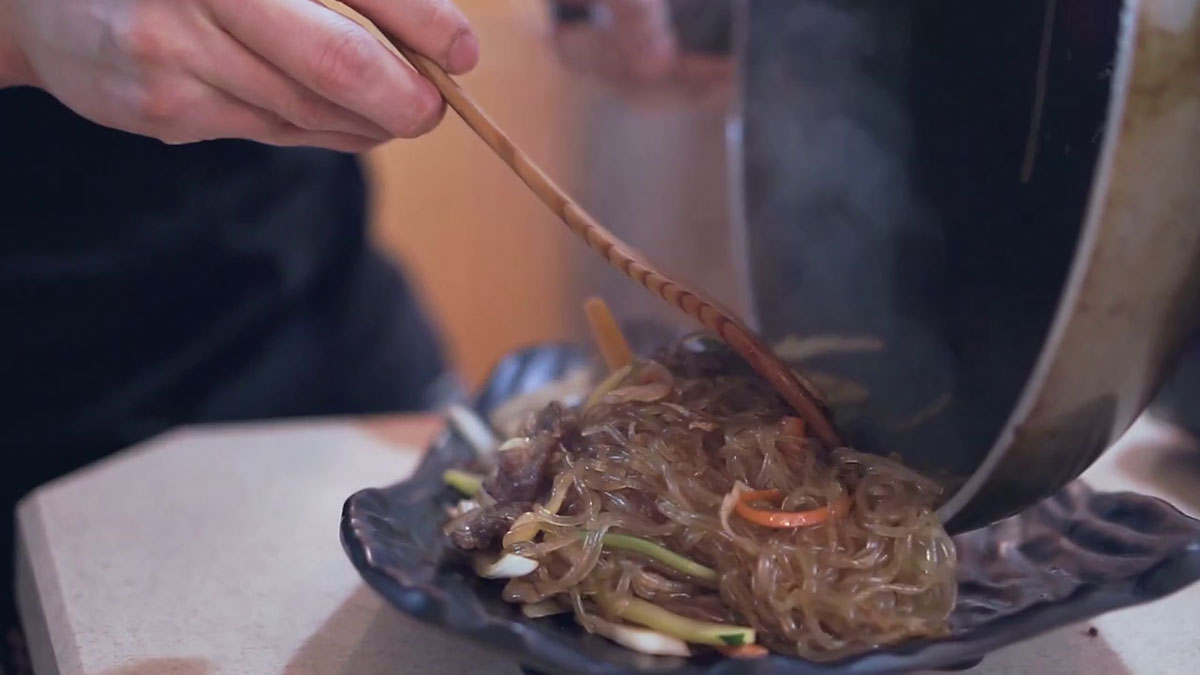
[394,45,842,448]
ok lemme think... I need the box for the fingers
[209,0,445,138]
[343,0,479,74]
[194,24,390,140]
[164,82,382,152]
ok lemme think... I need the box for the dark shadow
[282,585,521,675]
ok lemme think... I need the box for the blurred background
[365,0,740,388]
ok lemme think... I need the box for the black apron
[0,86,449,655]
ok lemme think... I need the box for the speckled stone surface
[16,415,1200,675]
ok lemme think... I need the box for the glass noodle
[444,310,955,661]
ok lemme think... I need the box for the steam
[741,0,957,470]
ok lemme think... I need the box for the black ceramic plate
[341,345,1200,674]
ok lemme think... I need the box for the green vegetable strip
[599,595,756,647]
[443,469,484,497]
[598,533,718,582]
[584,364,634,409]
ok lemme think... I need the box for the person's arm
[0,0,479,151]
[549,0,732,98]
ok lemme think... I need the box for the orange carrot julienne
[776,417,809,456]
[734,489,848,528]
[780,416,807,438]
[716,644,769,659]
[584,297,634,373]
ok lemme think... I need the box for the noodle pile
[443,335,956,661]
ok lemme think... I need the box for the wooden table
[15,414,1200,675]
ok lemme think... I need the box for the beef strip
[478,401,584,506]
[483,433,559,503]
[446,401,589,552]
[444,501,531,551]
[520,401,580,440]
[657,334,754,379]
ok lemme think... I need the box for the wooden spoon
[390,42,842,448]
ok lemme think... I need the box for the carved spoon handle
[393,43,842,448]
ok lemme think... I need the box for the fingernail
[447,30,480,74]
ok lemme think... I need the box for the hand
[0,0,479,152]
[552,0,731,103]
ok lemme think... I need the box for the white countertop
[15,414,1200,675]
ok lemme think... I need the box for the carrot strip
[716,644,770,659]
[734,489,848,528]
[584,297,634,373]
[780,416,807,438]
